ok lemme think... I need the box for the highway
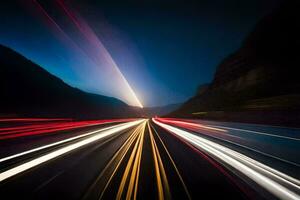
[0,118,299,199]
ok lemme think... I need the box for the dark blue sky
[0,0,280,106]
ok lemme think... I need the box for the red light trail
[0,118,133,140]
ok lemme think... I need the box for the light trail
[152,122,254,199]
[0,119,144,182]
[84,122,147,200]
[153,118,300,200]
[0,119,132,140]
[0,121,132,163]
[163,118,300,141]
[157,118,227,132]
[0,118,71,122]
[125,122,145,200]
[209,124,300,141]
[148,122,171,200]
[156,118,300,167]
[85,123,144,200]
[150,124,192,200]
[55,0,143,108]
[116,121,146,200]
[30,0,143,107]
[92,120,188,200]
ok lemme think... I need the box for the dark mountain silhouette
[170,0,300,126]
[0,44,140,119]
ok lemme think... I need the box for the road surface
[0,118,299,199]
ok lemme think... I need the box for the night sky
[0,0,281,107]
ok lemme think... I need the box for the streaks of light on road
[0,118,71,122]
[95,120,189,200]
[116,121,146,200]
[156,118,300,167]
[0,119,144,182]
[153,118,300,200]
[85,123,144,200]
[157,118,228,133]
[0,119,129,134]
[209,124,300,141]
[150,123,192,200]
[148,122,171,200]
[160,118,300,141]
[0,122,130,163]
[86,122,145,200]
[0,119,132,140]
[85,120,190,200]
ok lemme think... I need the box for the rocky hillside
[170,1,300,126]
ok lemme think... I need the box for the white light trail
[0,122,128,163]
[153,119,300,200]
[0,119,145,182]
[208,125,300,141]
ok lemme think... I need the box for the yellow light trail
[150,123,191,200]
[88,120,146,200]
[116,121,146,200]
[89,122,145,200]
[86,119,191,200]
[125,123,144,200]
[148,122,171,200]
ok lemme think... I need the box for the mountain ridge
[169,0,300,126]
[0,44,139,119]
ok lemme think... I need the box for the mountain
[169,0,300,126]
[0,44,139,119]
[142,103,182,117]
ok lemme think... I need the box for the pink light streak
[32,0,143,107]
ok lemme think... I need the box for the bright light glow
[31,0,143,107]
[0,119,145,182]
[55,0,143,107]
[153,118,300,200]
